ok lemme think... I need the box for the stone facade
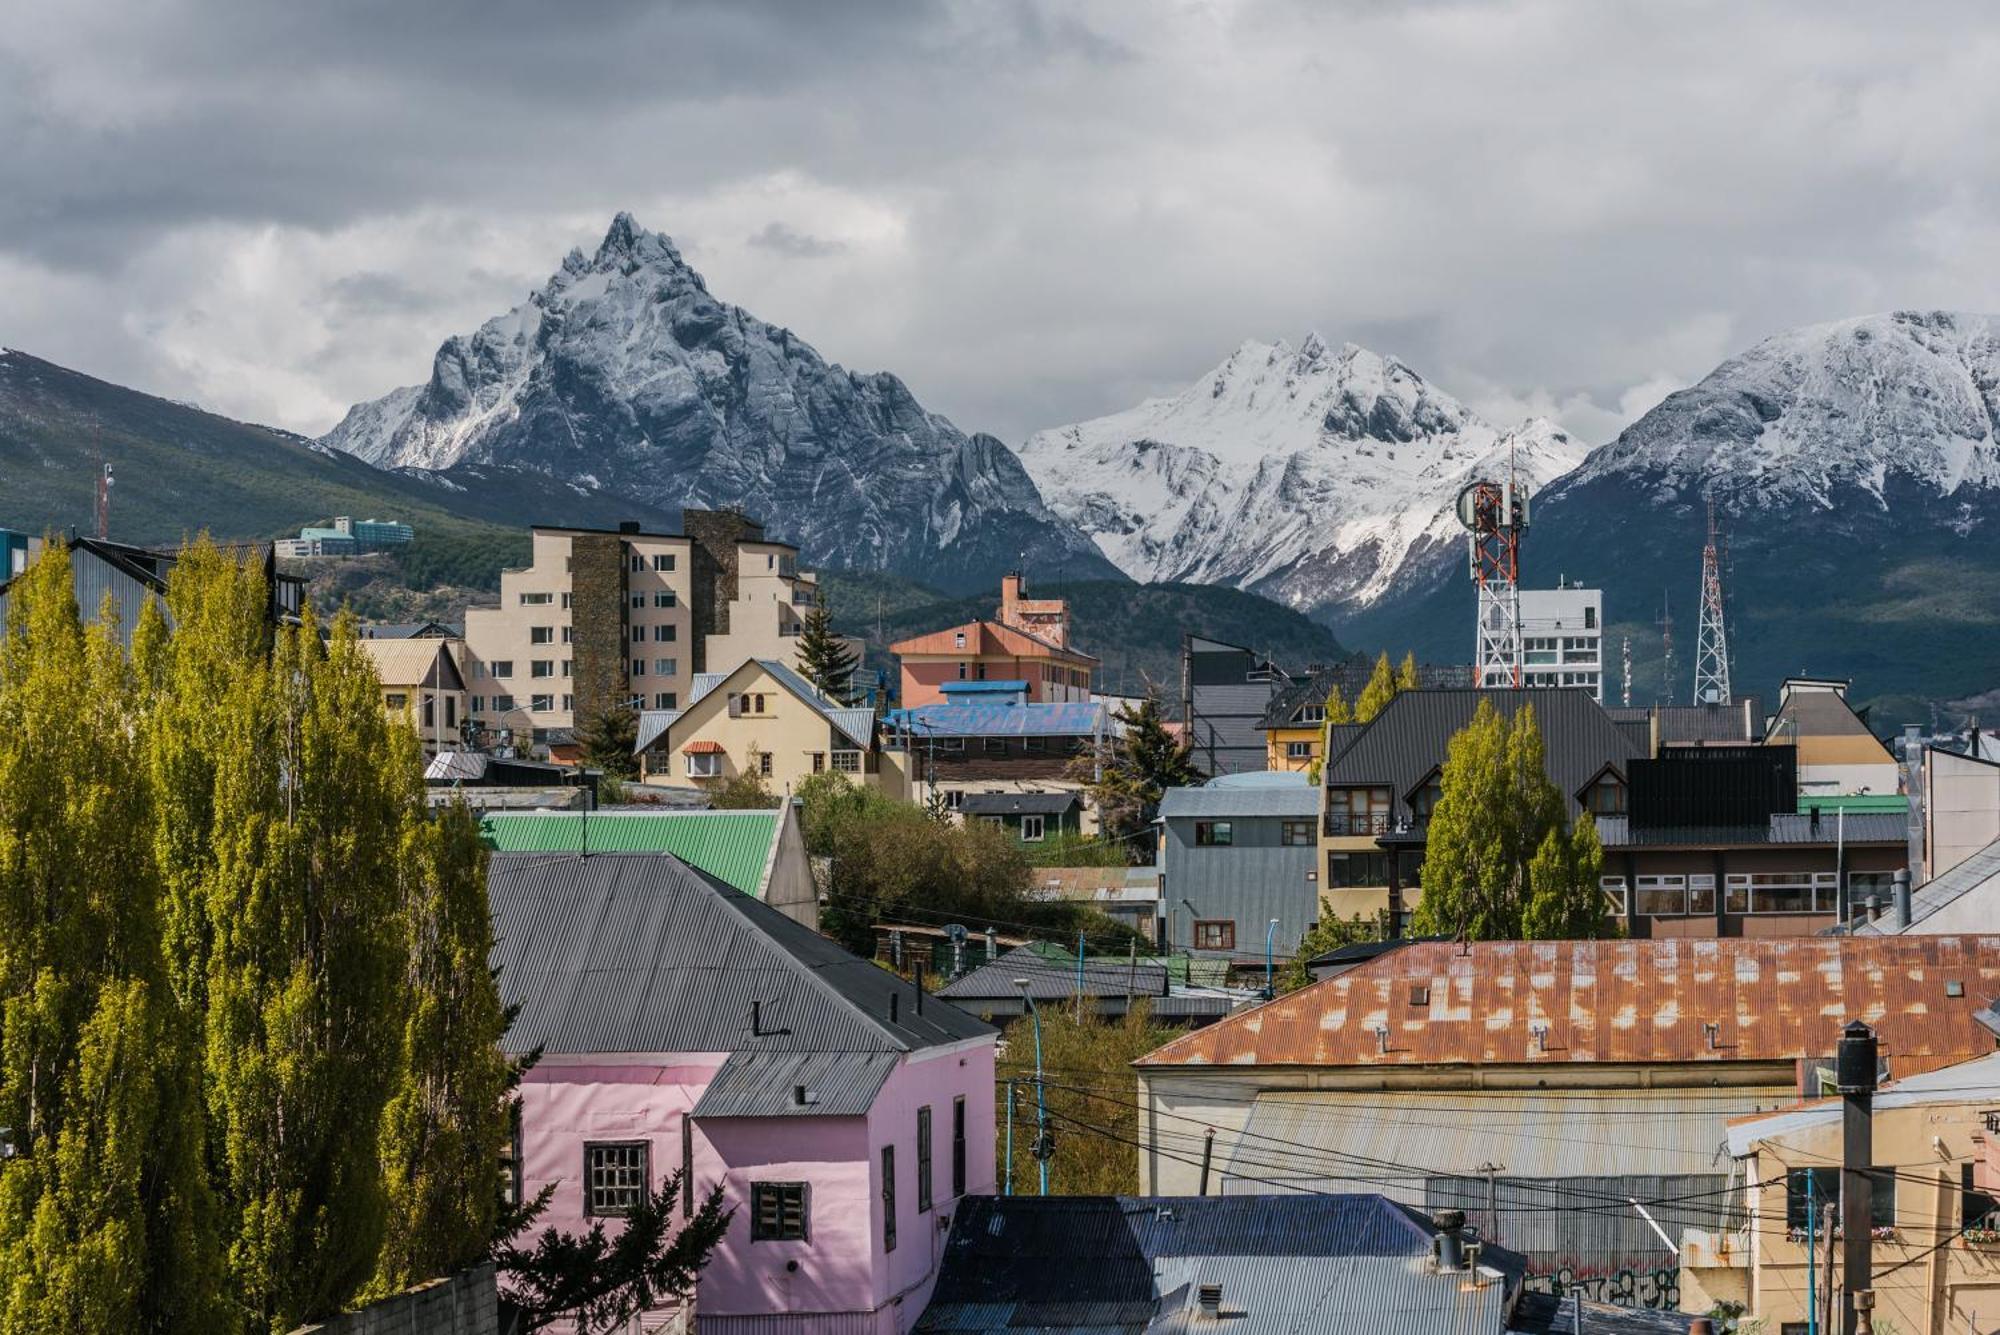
[684,508,751,673]
[568,533,629,735]
[289,1264,496,1335]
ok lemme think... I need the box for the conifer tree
[0,546,224,1333]
[579,704,639,780]
[1076,694,1202,854]
[795,597,858,704]
[1397,650,1420,692]
[1355,652,1397,722]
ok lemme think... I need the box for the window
[531,694,554,712]
[810,752,825,773]
[1634,875,1687,916]
[881,1146,897,1253]
[654,659,677,676]
[654,692,675,709]
[941,737,965,752]
[1847,871,1895,912]
[528,626,553,645]
[561,660,572,677]
[490,660,514,679]
[944,790,964,811]
[531,660,553,678]
[631,593,646,610]
[1282,820,1315,847]
[1296,705,1326,725]
[682,1118,694,1215]
[471,695,486,714]
[1963,1163,1999,1231]
[492,694,515,712]
[1689,874,1717,914]
[1409,774,1443,823]
[501,1103,523,1210]
[653,553,675,572]
[1785,1166,1894,1232]
[1584,606,1597,629]
[1326,787,1391,835]
[917,1107,934,1212]
[1725,872,1839,914]
[654,591,676,608]
[831,751,862,774]
[952,1097,966,1197]
[686,752,721,778]
[974,663,988,680]
[758,752,773,778]
[729,693,769,716]
[632,659,646,677]
[561,694,574,712]
[1326,851,1389,888]
[519,591,552,606]
[957,661,968,679]
[1194,821,1233,847]
[1020,815,1046,842]
[1286,740,1313,759]
[654,624,676,642]
[983,737,1007,752]
[385,692,408,710]
[631,554,644,572]
[561,592,573,609]
[560,626,573,644]
[1193,920,1236,951]
[1584,775,1627,817]
[751,1182,809,1241]
[1601,876,1629,915]
[584,1142,648,1217]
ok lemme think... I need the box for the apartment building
[892,574,1096,708]
[1517,584,1603,701]
[461,511,843,756]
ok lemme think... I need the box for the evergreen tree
[1276,912,1383,994]
[0,546,224,1333]
[1411,701,1569,941]
[1075,694,1202,855]
[579,705,639,781]
[1355,652,1397,722]
[1522,810,1613,940]
[795,597,857,704]
[370,801,514,1296]
[1397,651,1420,692]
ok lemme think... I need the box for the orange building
[890,574,1097,707]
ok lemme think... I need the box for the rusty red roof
[889,618,1099,664]
[1136,936,2000,1075]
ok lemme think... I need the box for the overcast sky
[6,0,2000,448]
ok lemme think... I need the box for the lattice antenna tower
[94,457,113,541]
[1692,501,1732,705]
[1655,591,1676,706]
[1621,636,1632,709]
[1456,445,1529,691]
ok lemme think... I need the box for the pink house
[491,852,998,1335]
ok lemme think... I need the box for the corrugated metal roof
[937,947,1169,1002]
[691,1049,899,1117]
[481,812,780,895]
[1138,936,2000,1072]
[1510,1291,1700,1333]
[1322,689,1643,822]
[960,791,1080,816]
[889,701,1107,738]
[1158,785,1321,819]
[1725,1049,2000,1155]
[489,851,992,1057]
[1856,835,2000,935]
[1594,811,1907,847]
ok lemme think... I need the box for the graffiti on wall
[1524,1266,1680,1311]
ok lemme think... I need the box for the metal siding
[482,812,780,894]
[1188,681,1279,777]
[1161,817,1318,957]
[936,948,1169,1003]
[1158,788,1321,820]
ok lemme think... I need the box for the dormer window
[1409,771,1444,823]
[1582,770,1627,817]
[1295,704,1326,725]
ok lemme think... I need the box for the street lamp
[1264,917,1281,999]
[1013,977,1051,1196]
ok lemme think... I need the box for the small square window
[585,1141,649,1217]
[1282,820,1315,847]
[531,694,554,712]
[1195,821,1233,847]
[653,553,676,572]
[530,626,554,645]
[751,1181,809,1241]
[654,591,676,608]
[1020,814,1046,841]
[1193,920,1235,951]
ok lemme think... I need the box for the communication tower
[1456,476,1529,690]
[1655,592,1676,706]
[1692,502,1732,705]
[1621,636,1632,709]
[95,461,113,541]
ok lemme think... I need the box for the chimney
[1432,1209,1467,1271]
[618,520,641,534]
[999,572,1023,626]
[1892,869,1911,930]
[889,992,900,1024]
[1196,1284,1222,1317]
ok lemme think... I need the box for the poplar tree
[1322,683,1353,725]
[1523,810,1612,939]
[1397,651,1420,691]
[1355,652,1397,722]
[0,546,223,1333]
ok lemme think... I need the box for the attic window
[1947,980,1966,998]
[1409,984,1430,1007]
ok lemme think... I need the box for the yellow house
[1682,1048,2000,1331]
[633,658,900,797]
[357,636,468,757]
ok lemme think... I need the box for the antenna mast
[1621,636,1632,709]
[1655,591,1676,706]
[95,460,114,541]
[1457,470,1528,690]
[1693,502,1732,705]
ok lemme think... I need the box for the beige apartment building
[462,510,848,757]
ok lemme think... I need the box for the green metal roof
[479,812,780,897]
[1795,793,1909,814]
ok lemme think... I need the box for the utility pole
[1475,1161,1506,1244]
[1693,502,1733,705]
[1837,1021,1878,1335]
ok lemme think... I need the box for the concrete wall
[1926,749,2000,879]
[291,1265,496,1335]
[765,801,820,929]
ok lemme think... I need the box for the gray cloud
[5,0,2000,448]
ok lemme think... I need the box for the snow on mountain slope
[1562,310,2000,510]
[319,214,1118,591]
[1016,335,1585,611]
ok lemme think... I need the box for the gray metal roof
[1158,785,1321,820]
[1594,812,1908,847]
[919,1194,1527,1335]
[1855,835,2000,934]
[489,851,992,1058]
[691,1049,900,1118]
[960,791,1082,817]
[936,947,1169,1002]
[1321,689,1644,822]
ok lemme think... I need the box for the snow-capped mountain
[1015,335,1585,612]
[321,213,1119,591]
[1558,309,2000,510]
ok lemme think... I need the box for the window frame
[1020,814,1046,842]
[952,1096,967,1198]
[583,1140,650,1219]
[917,1106,934,1213]
[1193,919,1236,951]
[1282,819,1315,847]
[831,750,862,774]
[1194,820,1233,847]
[881,1145,897,1253]
[685,751,722,779]
[750,1181,810,1242]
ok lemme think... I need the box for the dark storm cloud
[5,0,2000,445]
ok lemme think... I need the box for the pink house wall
[515,1038,996,1335]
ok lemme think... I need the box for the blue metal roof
[939,679,1031,694]
[889,701,1107,738]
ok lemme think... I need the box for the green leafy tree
[1075,694,1202,857]
[1412,702,1570,941]
[995,1004,1175,1195]
[795,597,858,704]
[497,1175,731,1335]
[1323,683,1353,725]
[579,704,639,781]
[709,762,781,810]
[1355,652,1397,722]
[1397,651,1420,692]
[0,547,225,1333]
[1522,811,1613,940]
[1276,912,1385,993]
[370,801,514,1296]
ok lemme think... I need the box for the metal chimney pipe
[1892,869,1911,930]
[1432,1209,1467,1271]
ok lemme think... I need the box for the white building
[1517,584,1603,701]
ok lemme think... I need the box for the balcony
[1323,812,1391,837]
